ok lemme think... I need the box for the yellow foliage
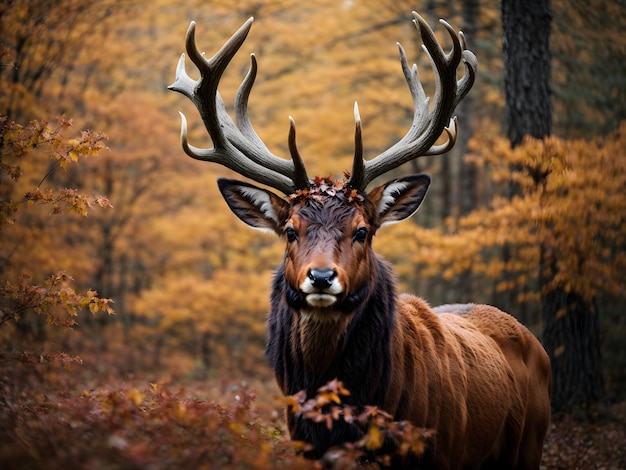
[413,123,626,303]
[363,425,384,451]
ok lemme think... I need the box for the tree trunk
[501,0,552,317]
[502,0,552,146]
[542,288,604,411]
[500,0,553,319]
[539,242,606,411]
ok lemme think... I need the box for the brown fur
[387,296,551,469]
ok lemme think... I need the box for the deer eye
[352,227,368,244]
[285,227,298,243]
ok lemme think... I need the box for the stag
[169,12,551,469]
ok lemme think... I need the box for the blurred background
[1,0,625,410]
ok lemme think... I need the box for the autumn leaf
[361,425,383,451]
[126,389,144,406]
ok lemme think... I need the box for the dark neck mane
[266,255,397,406]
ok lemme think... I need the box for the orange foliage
[410,123,626,304]
[0,379,309,470]
[1,117,114,331]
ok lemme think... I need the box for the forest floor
[541,401,626,470]
[0,347,625,469]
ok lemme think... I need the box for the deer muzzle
[300,267,343,307]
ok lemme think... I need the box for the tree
[0,0,119,122]
[501,0,552,146]
[457,0,479,218]
[503,0,605,411]
[3,0,622,399]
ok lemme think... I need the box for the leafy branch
[1,115,112,223]
[1,115,114,331]
[0,271,114,329]
[277,379,434,467]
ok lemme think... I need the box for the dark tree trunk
[502,0,605,411]
[500,0,552,317]
[502,0,552,146]
[542,288,604,412]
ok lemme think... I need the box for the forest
[1,0,625,468]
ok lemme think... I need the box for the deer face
[218,175,431,315]
[283,194,373,313]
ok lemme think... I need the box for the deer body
[219,176,551,469]
[169,11,551,469]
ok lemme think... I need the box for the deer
[168,11,552,469]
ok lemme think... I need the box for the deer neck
[286,256,393,377]
[292,308,354,375]
[268,257,397,399]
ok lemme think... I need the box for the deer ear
[368,174,431,227]
[217,178,288,234]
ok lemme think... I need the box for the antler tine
[287,117,312,190]
[169,18,309,195]
[348,12,477,190]
[350,102,365,187]
[234,54,266,151]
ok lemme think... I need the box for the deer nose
[307,268,337,290]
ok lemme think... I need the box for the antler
[168,18,310,195]
[348,11,478,190]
